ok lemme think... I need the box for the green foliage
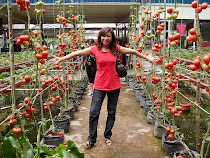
[1,132,84,158]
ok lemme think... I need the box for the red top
[91,45,122,91]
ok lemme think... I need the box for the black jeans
[88,88,120,143]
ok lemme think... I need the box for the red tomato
[176,156,183,158]
[49,101,54,106]
[166,127,171,134]
[171,129,175,134]
[42,45,47,50]
[168,35,174,41]
[42,9,46,14]
[191,1,198,8]
[24,97,30,103]
[58,132,63,136]
[41,51,48,59]
[12,127,22,134]
[174,33,180,40]
[17,39,23,45]
[24,76,30,82]
[189,28,196,35]
[168,62,174,68]
[39,59,45,64]
[25,35,30,41]
[201,2,208,9]
[25,0,30,6]
[63,141,67,145]
[196,7,202,13]
[55,96,61,100]
[186,36,191,42]
[140,24,144,30]
[171,108,177,114]
[190,35,197,42]
[172,59,178,65]
[18,5,26,11]
[35,54,43,60]
[168,134,173,140]
[29,101,33,107]
[16,0,24,5]
[203,55,210,64]
[167,7,173,14]
[47,134,53,137]
[193,59,200,66]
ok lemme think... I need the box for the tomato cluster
[17,35,30,46]
[16,0,30,12]
[186,28,199,42]
[8,114,17,125]
[166,126,175,140]
[189,54,210,72]
[167,7,179,20]
[191,1,208,13]
[164,59,178,72]
[168,33,180,47]
[156,23,165,34]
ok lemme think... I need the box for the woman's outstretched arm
[119,46,154,63]
[53,47,92,65]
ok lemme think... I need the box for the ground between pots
[64,79,170,158]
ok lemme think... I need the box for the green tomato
[41,69,46,74]
[167,15,173,20]
[23,41,29,47]
[173,13,178,19]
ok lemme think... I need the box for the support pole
[7,0,16,107]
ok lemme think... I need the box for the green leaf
[2,137,16,158]
[21,148,34,158]
[42,144,52,156]
[57,144,68,153]
[62,150,80,158]
[21,139,34,158]
[206,136,210,142]
[8,135,22,152]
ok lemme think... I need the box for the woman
[84,39,97,95]
[53,27,154,148]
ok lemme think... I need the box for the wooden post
[195,5,201,153]
[7,0,16,107]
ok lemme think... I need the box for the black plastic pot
[54,115,70,133]
[43,129,64,146]
[125,75,133,83]
[154,120,169,138]
[144,103,152,115]
[147,111,156,125]
[69,95,81,103]
[162,132,185,155]
[64,107,75,120]
[173,149,201,158]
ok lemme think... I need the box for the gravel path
[65,80,170,158]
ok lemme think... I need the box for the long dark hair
[96,27,118,55]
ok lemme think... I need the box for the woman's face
[101,32,112,46]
